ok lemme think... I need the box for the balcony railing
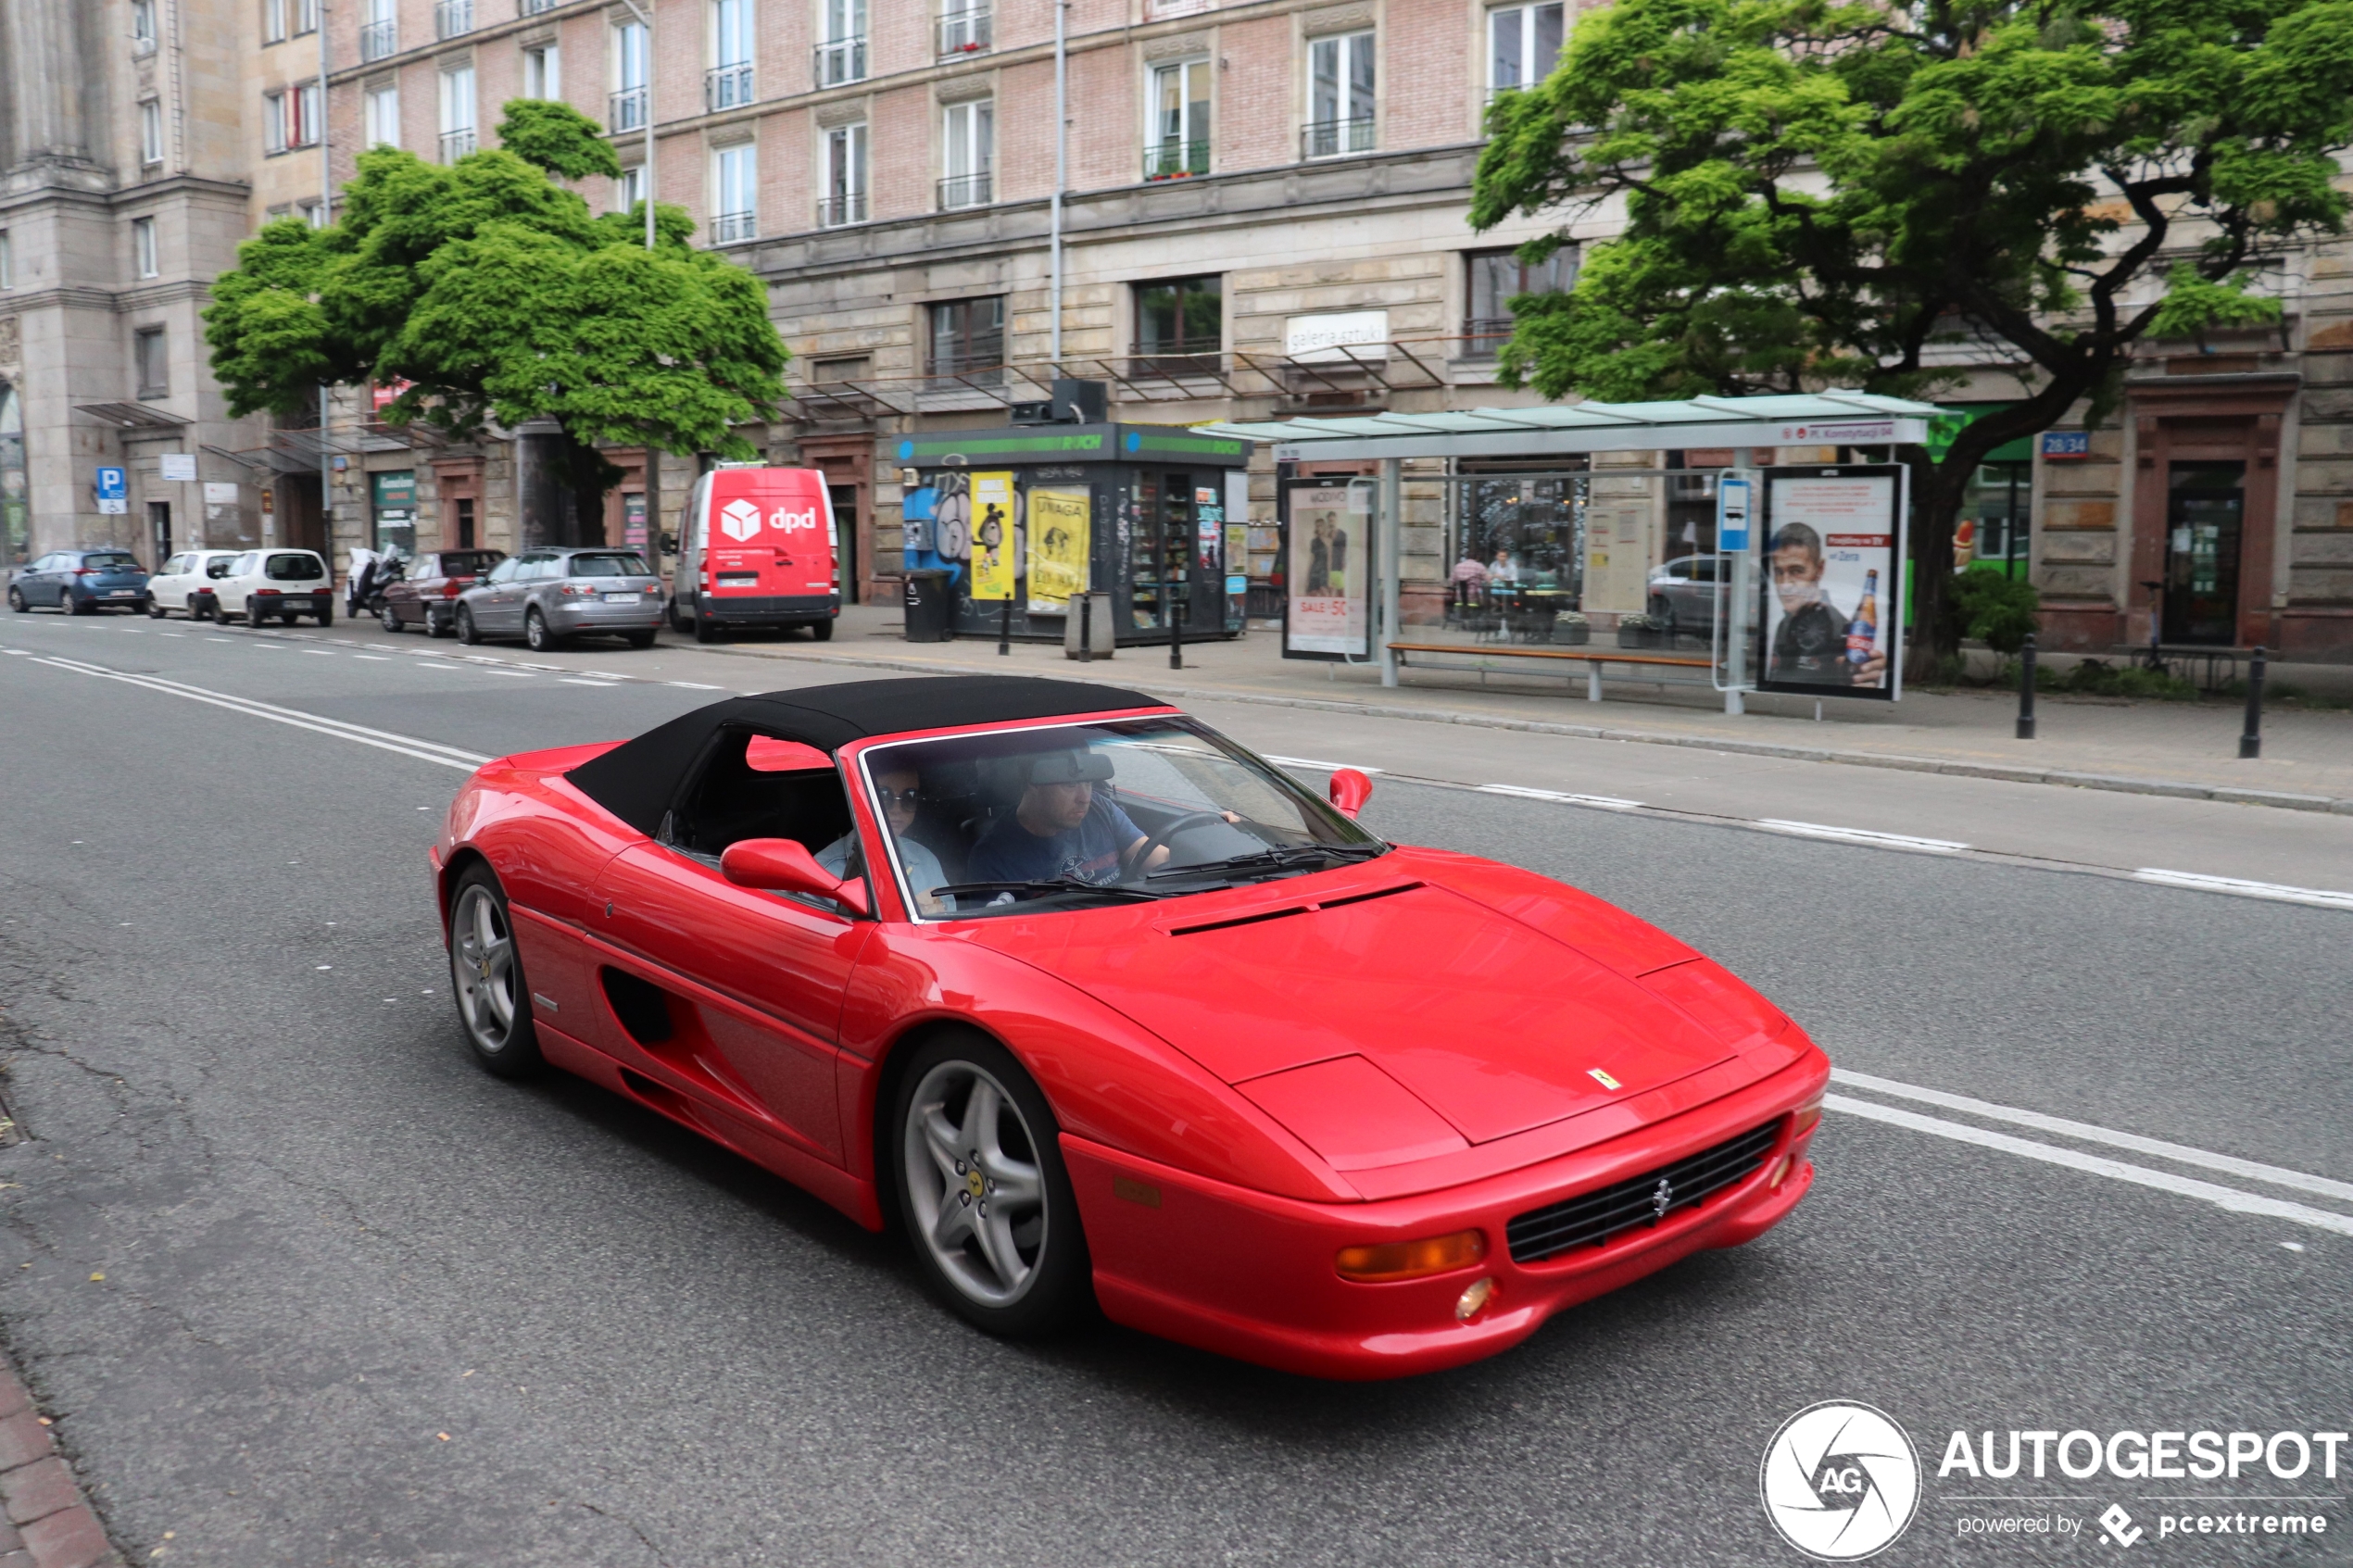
[937,6,991,55]
[1300,116,1376,159]
[517,0,563,12]
[439,128,477,163]
[434,0,474,39]
[359,19,398,60]
[937,172,992,209]
[1461,316,1514,355]
[711,210,758,245]
[1133,345,1223,376]
[706,63,755,113]
[926,354,1006,389]
[816,194,868,227]
[813,36,868,87]
[1143,139,1209,182]
[609,87,648,133]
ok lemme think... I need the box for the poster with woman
[1282,483,1369,658]
[1760,466,1905,699]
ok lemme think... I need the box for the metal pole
[2016,633,2036,740]
[317,0,333,559]
[617,0,655,250]
[2239,646,2265,759]
[1167,503,1182,671]
[1077,590,1091,662]
[1378,457,1402,687]
[1722,447,1753,715]
[1049,0,1066,362]
[999,591,1011,655]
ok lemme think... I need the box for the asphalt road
[0,609,2347,1567]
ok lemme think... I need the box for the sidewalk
[0,1353,121,1568]
[704,606,2353,811]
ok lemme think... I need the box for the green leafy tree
[207,101,786,546]
[1471,0,2353,659]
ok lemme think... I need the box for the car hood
[980,863,1745,1157]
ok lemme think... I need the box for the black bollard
[1168,582,1183,671]
[2239,646,2265,759]
[2016,633,2037,741]
[998,593,1012,657]
[1077,591,1092,663]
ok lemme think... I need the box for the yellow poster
[1026,489,1089,614]
[970,471,1017,601]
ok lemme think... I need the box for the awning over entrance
[1196,391,1946,461]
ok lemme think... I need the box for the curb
[0,1361,123,1568]
[687,642,2353,817]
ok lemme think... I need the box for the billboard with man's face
[1759,467,1906,700]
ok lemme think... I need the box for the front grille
[1506,1120,1780,1265]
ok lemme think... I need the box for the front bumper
[1065,1052,1827,1379]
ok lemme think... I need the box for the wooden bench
[1387,641,1714,702]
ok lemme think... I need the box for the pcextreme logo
[1762,1401,1923,1561]
[718,497,762,543]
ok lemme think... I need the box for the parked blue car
[7,549,152,615]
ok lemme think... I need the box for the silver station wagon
[454,547,665,651]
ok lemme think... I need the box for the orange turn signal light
[1336,1228,1487,1283]
[1791,1093,1824,1139]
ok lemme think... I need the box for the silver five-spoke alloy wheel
[903,1060,1050,1309]
[451,883,521,1056]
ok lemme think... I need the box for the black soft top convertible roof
[564,675,1170,835]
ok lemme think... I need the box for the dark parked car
[1646,552,1734,638]
[378,549,506,637]
[7,549,150,615]
[456,547,664,651]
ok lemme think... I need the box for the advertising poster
[969,470,1016,602]
[1026,489,1089,614]
[1761,466,1903,699]
[1283,484,1368,658]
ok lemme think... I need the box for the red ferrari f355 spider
[432,677,1828,1378]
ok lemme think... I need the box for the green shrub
[1952,569,2040,654]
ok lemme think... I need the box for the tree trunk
[556,428,623,547]
[1904,451,1968,678]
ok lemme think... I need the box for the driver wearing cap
[966,749,1149,887]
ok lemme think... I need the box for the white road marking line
[27,657,488,771]
[1265,755,1385,774]
[516,662,564,671]
[303,648,338,657]
[3,649,28,657]
[2133,868,2353,913]
[352,655,390,661]
[560,678,616,687]
[1832,1069,2353,1204]
[207,638,233,644]
[365,644,398,650]
[667,681,723,690]
[476,669,536,678]
[158,632,183,638]
[579,671,630,680]
[1755,819,1969,853]
[1476,784,1645,810]
[1825,1094,2353,1238]
[413,661,461,671]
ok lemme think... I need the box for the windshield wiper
[929,878,1170,904]
[1147,842,1386,880]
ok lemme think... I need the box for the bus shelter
[1198,393,1943,709]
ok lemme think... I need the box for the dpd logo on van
[718,498,763,543]
[1760,1401,1920,1561]
[772,506,820,533]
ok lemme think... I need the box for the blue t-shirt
[968,797,1142,886]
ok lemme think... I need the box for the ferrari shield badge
[1587,1068,1623,1090]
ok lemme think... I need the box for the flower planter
[1617,624,1661,649]
[1551,621,1591,646]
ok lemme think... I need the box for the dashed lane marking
[1754,819,1969,853]
[1264,755,1385,774]
[2132,868,2353,912]
[560,679,617,687]
[1476,784,1644,810]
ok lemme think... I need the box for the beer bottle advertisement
[1759,465,1905,700]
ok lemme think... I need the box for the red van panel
[702,469,837,600]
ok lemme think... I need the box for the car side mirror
[1327,768,1374,820]
[719,837,871,917]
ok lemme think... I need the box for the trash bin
[903,569,955,643]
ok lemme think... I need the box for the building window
[928,296,1005,380]
[708,0,754,111]
[263,0,287,44]
[365,83,401,147]
[435,0,475,41]
[1303,31,1376,157]
[611,20,648,132]
[1962,458,2034,576]
[135,327,170,400]
[711,144,757,245]
[439,67,477,162]
[133,218,159,280]
[820,122,867,227]
[268,82,322,154]
[522,43,560,99]
[133,0,159,50]
[938,0,991,56]
[816,0,867,87]
[298,198,327,229]
[1135,275,1221,370]
[140,99,166,166]
[1489,3,1565,94]
[1464,244,1574,350]
[1146,59,1212,181]
[0,231,11,290]
[296,0,320,35]
[360,0,397,61]
[938,99,993,209]
[614,165,646,216]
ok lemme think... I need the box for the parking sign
[95,466,128,515]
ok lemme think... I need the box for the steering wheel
[1118,811,1230,882]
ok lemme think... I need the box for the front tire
[456,605,482,645]
[447,868,543,1080]
[379,603,403,633]
[10,587,29,613]
[891,1033,1091,1336]
[146,598,166,620]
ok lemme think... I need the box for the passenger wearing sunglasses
[815,765,953,916]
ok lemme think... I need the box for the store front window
[1961,459,2032,576]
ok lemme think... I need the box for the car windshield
[266,553,321,581]
[569,553,652,577]
[858,716,1384,918]
[82,554,139,572]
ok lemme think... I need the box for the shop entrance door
[2163,462,2244,646]
[829,484,859,604]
